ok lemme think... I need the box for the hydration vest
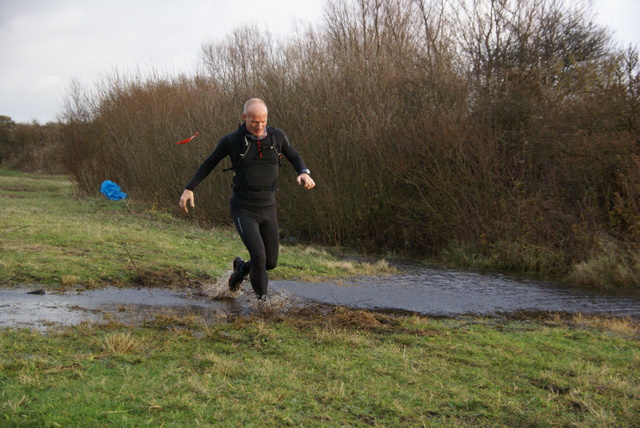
[223,125,284,176]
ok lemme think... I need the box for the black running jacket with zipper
[184,124,308,206]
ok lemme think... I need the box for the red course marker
[176,132,199,145]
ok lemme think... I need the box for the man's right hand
[179,189,195,213]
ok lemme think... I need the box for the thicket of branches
[56,0,640,285]
[0,116,64,174]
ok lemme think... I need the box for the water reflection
[0,287,232,330]
[2,265,639,330]
[272,265,640,318]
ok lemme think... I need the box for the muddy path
[2,265,640,330]
[0,278,253,330]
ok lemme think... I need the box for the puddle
[0,272,305,330]
[0,286,225,330]
[2,265,640,330]
[273,265,640,318]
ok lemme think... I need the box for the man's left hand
[297,173,315,189]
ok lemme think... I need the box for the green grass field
[1,170,639,427]
[1,310,639,426]
[0,169,392,288]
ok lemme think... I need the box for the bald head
[243,98,268,115]
[242,98,268,138]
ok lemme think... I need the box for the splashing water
[249,290,295,312]
[201,270,243,300]
[200,271,296,314]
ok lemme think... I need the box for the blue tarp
[100,180,128,201]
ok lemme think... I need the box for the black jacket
[185,124,307,204]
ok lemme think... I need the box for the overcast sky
[1,0,638,124]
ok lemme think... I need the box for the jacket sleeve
[278,130,307,174]
[184,137,231,191]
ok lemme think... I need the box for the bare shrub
[0,119,64,174]
[56,0,640,285]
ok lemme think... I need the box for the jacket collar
[240,123,268,141]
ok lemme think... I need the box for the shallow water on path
[273,265,640,318]
[0,286,230,330]
[2,265,639,330]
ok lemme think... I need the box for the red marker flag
[176,132,199,145]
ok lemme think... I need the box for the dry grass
[570,313,640,336]
[4,395,27,413]
[323,259,396,276]
[101,331,139,355]
[568,237,640,288]
[298,246,330,257]
[330,306,383,329]
[61,275,80,287]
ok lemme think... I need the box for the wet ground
[2,265,640,330]
[272,267,640,318]
[0,285,240,330]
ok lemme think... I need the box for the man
[179,98,315,300]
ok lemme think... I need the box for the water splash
[249,290,295,312]
[199,272,296,314]
[201,270,243,300]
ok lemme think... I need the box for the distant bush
[0,116,64,174]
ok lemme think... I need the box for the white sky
[0,0,638,124]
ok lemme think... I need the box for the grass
[1,169,639,426]
[0,169,394,288]
[568,237,640,288]
[0,310,638,427]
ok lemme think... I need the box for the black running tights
[230,202,279,297]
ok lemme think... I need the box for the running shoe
[228,257,245,291]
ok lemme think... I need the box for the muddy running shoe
[228,257,246,291]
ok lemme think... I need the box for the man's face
[242,104,268,138]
